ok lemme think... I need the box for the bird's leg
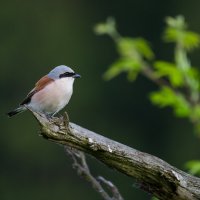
[63,111,70,128]
[46,113,55,120]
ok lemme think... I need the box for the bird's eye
[59,72,75,78]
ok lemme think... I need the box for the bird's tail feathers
[7,106,26,117]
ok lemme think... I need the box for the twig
[97,176,124,200]
[64,146,124,200]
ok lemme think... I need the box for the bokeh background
[1,0,200,199]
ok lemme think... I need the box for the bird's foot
[47,115,62,124]
[46,112,70,131]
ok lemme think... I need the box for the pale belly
[29,78,73,114]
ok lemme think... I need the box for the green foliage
[104,37,154,81]
[117,37,154,60]
[150,87,191,117]
[94,17,120,40]
[103,58,141,81]
[164,16,200,51]
[185,160,200,175]
[95,18,154,81]
[95,15,200,120]
[95,15,200,176]
[154,61,184,87]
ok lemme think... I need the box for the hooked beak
[73,73,81,78]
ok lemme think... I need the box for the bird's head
[48,65,81,80]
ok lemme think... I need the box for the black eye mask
[59,72,76,78]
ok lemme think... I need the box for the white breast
[29,78,74,115]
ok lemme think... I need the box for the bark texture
[33,112,200,200]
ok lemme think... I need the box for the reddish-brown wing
[20,75,54,105]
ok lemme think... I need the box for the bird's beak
[73,73,81,78]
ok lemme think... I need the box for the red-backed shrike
[7,65,80,117]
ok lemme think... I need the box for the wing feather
[20,75,54,105]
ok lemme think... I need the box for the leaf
[94,17,117,36]
[174,95,191,117]
[164,16,200,51]
[154,61,184,87]
[183,31,200,50]
[134,38,154,60]
[165,28,200,50]
[150,87,176,107]
[166,16,187,29]
[117,37,154,60]
[150,87,191,117]
[103,58,141,80]
[185,160,200,175]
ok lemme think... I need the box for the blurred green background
[1,0,200,199]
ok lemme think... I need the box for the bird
[7,65,81,117]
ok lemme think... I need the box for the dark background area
[1,0,200,199]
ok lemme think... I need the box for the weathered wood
[33,112,200,200]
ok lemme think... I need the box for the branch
[97,176,124,200]
[33,111,200,200]
[64,146,123,200]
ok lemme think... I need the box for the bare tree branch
[97,176,124,200]
[64,146,123,200]
[33,111,200,200]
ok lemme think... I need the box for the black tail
[7,106,26,117]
